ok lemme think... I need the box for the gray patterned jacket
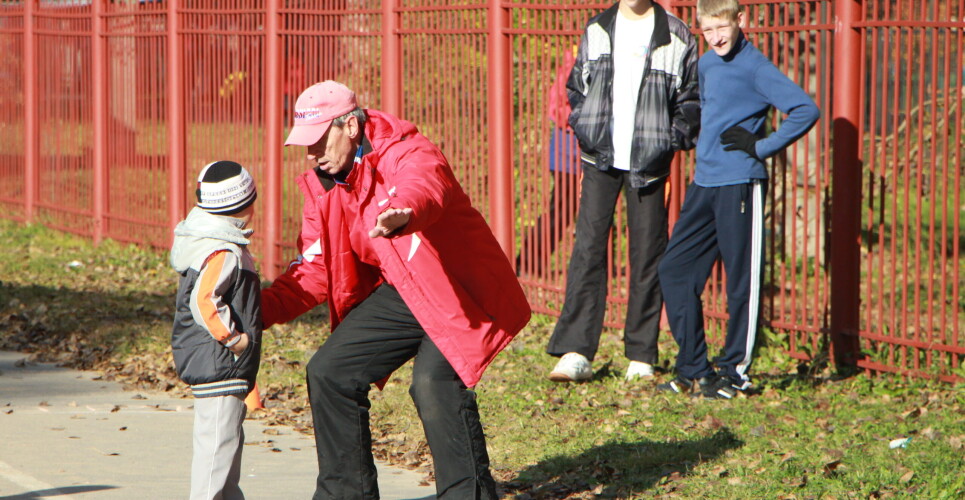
[567,2,700,188]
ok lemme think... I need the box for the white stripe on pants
[191,394,246,500]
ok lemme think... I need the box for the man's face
[700,13,744,57]
[305,116,359,175]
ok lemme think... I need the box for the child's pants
[659,180,766,384]
[191,394,247,500]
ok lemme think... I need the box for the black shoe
[656,376,694,394]
[696,375,749,400]
[657,376,715,395]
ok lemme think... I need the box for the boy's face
[700,12,744,57]
[305,115,360,176]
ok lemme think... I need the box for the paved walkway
[0,351,435,499]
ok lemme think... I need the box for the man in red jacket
[261,81,531,500]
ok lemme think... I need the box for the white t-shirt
[611,11,655,171]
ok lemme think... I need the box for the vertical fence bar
[488,0,513,259]
[830,0,863,369]
[23,0,36,222]
[92,0,106,244]
[381,0,401,117]
[167,0,185,240]
[264,0,282,280]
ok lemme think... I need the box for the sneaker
[548,352,592,382]
[656,375,715,394]
[697,375,750,399]
[625,361,655,381]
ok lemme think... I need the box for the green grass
[1,219,963,499]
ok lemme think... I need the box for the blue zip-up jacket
[695,33,820,187]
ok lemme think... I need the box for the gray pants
[191,394,247,500]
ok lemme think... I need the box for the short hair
[697,0,741,22]
[332,107,367,129]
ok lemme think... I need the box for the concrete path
[0,351,435,499]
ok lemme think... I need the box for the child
[170,160,261,499]
[657,0,819,399]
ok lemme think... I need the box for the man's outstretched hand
[369,207,413,238]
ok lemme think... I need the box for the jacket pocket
[172,335,234,386]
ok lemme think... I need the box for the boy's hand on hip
[721,125,762,160]
[227,333,249,356]
[369,208,413,238]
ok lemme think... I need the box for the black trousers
[306,284,497,500]
[547,166,668,364]
[658,181,766,382]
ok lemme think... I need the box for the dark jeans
[547,166,668,364]
[306,284,497,500]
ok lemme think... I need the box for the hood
[170,207,253,273]
[362,110,420,161]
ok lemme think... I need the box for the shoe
[696,375,750,399]
[656,375,715,394]
[625,361,655,381]
[549,352,592,382]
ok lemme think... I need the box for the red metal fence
[1,0,962,380]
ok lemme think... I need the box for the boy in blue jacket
[170,160,261,499]
[657,0,819,398]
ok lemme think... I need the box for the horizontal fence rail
[1,0,962,381]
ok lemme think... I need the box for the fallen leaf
[901,407,922,420]
[118,427,127,431]
[822,460,842,477]
[899,470,914,483]
[948,436,963,449]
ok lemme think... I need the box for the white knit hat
[195,160,257,215]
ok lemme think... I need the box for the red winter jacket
[261,110,531,387]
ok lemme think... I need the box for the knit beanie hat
[195,160,257,215]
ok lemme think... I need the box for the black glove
[720,125,762,160]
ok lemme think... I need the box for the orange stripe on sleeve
[195,250,234,342]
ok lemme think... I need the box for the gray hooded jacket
[170,208,261,398]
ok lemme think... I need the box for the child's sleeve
[672,32,701,151]
[753,63,821,159]
[189,250,243,345]
[566,33,590,116]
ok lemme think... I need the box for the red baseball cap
[285,81,358,146]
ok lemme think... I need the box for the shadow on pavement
[0,485,117,499]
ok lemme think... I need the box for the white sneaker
[625,361,655,381]
[549,352,592,382]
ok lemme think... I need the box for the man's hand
[226,333,249,356]
[369,208,413,238]
[720,125,762,160]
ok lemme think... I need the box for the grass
[1,219,964,499]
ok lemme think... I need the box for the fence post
[167,0,185,243]
[263,0,282,280]
[381,0,401,117]
[92,0,106,244]
[487,0,513,260]
[830,0,863,370]
[23,0,36,222]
